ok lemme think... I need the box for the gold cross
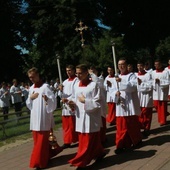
[75,21,88,47]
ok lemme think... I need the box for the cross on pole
[75,21,88,47]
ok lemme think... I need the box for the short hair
[118,57,129,65]
[66,65,75,71]
[107,65,114,69]
[89,65,96,70]
[1,82,6,86]
[27,67,39,75]
[12,79,17,83]
[76,64,88,72]
[154,58,162,63]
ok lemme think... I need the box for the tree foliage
[100,0,170,53]
[0,0,24,82]
[1,0,170,82]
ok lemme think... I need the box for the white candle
[56,54,63,84]
[112,43,118,76]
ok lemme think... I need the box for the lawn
[0,108,62,147]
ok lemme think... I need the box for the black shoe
[160,123,167,126]
[143,130,150,137]
[109,122,116,126]
[114,148,125,154]
[61,144,71,149]
[133,140,143,149]
[95,152,106,162]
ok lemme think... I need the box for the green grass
[0,108,62,147]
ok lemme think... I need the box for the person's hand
[107,80,112,87]
[68,100,76,110]
[42,94,48,102]
[58,84,63,91]
[115,77,121,82]
[62,98,68,103]
[137,78,142,85]
[155,78,160,84]
[4,91,8,95]
[78,94,85,103]
[30,92,39,100]
[116,91,121,97]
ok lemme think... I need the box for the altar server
[26,67,62,169]
[152,59,170,126]
[60,65,78,149]
[113,57,142,154]
[104,66,117,125]
[135,61,153,136]
[68,64,106,168]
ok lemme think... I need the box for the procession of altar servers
[21,58,170,169]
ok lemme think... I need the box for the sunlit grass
[0,108,62,147]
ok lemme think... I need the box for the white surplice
[112,73,141,117]
[103,75,117,103]
[61,77,78,116]
[135,72,153,107]
[70,81,101,133]
[26,83,56,131]
[152,70,170,101]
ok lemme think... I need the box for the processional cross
[75,21,88,47]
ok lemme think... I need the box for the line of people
[25,57,170,169]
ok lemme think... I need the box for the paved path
[0,107,170,170]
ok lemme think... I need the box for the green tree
[155,36,170,64]
[21,0,105,80]
[100,0,170,55]
[0,0,25,82]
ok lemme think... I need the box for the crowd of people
[1,57,170,169]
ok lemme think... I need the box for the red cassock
[106,102,116,124]
[68,132,104,167]
[153,100,167,125]
[30,131,62,169]
[139,107,152,130]
[116,116,142,149]
[62,116,78,144]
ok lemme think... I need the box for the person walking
[68,64,106,169]
[152,59,170,126]
[89,65,107,144]
[26,67,62,169]
[104,66,117,125]
[135,61,153,136]
[113,57,142,154]
[59,65,78,149]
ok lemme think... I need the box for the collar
[156,69,163,73]
[79,79,91,87]
[34,81,43,88]
[138,70,146,76]
[168,66,170,69]
[68,76,76,81]
[121,71,129,75]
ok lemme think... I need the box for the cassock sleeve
[119,73,138,93]
[26,88,33,110]
[44,84,57,113]
[84,83,101,113]
[138,74,153,92]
